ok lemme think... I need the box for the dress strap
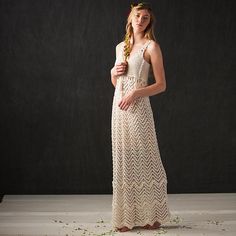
[138,40,152,81]
[141,40,152,53]
[140,39,152,61]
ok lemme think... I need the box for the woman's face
[131,9,151,33]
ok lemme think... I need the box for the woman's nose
[138,17,144,23]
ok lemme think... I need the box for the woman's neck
[132,32,146,45]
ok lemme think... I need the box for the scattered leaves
[154,227,168,234]
[96,218,105,223]
[170,215,182,224]
[74,227,83,230]
[206,219,223,225]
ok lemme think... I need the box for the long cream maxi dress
[111,39,171,230]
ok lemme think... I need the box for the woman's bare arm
[133,41,166,98]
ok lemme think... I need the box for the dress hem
[111,210,171,230]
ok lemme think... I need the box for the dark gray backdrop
[0,0,235,194]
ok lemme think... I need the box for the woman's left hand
[118,90,137,111]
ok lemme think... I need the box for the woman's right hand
[111,62,128,77]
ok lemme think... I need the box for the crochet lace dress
[111,39,171,230]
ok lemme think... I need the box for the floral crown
[130,2,152,10]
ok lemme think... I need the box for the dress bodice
[114,40,152,95]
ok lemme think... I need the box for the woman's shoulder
[115,41,125,56]
[148,39,160,49]
[116,41,125,49]
[147,39,162,54]
[146,39,163,62]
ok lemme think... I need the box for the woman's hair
[123,2,156,62]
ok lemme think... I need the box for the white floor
[0,193,235,236]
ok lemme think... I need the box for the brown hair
[123,2,156,62]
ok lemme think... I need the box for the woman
[110,2,171,232]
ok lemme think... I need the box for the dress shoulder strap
[140,40,152,59]
[141,39,152,52]
[119,41,125,60]
[115,41,125,63]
